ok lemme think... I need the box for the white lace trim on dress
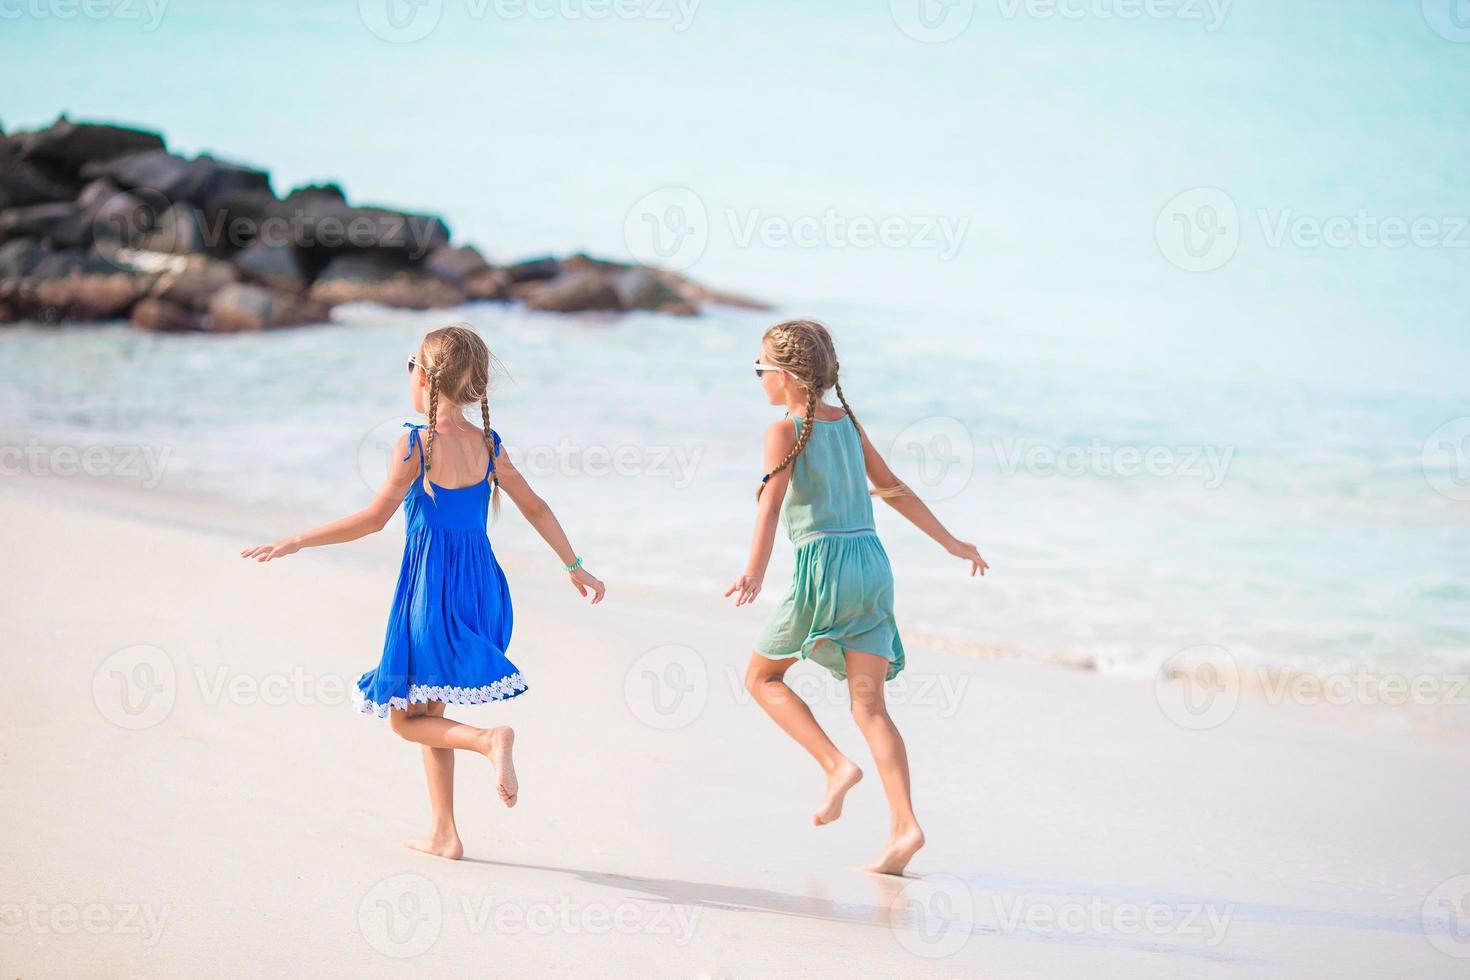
[353,673,528,718]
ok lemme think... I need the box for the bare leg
[390,703,518,808]
[845,650,924,875]
[744,654,863,826]
[402,703,464,859]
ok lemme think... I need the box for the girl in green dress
[727,319,988,876]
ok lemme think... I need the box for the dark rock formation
[522,269,623,314]
[0,115,768,329]
[505,256,563,284]
[206,283,329,332]
[0,274,144,323]
[425,244,490,286]
[81,148,271,210]
[0,239,49,279]
[138,202,209,255]
[150,255,240,312]
[234,239,307,293]
[309,254,464,310]
[0,202,77,244]
[18,117,164,181]
[131,297,203,332]
[0,157,75,210]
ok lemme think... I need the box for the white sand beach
[2,481,1467,978]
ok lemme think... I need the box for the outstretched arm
[726,420,798,606]
[241,433,418,562]
[494,443,606,604]
[858,423,989,577]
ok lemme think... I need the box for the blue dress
[354,423,527,717]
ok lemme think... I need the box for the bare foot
[813,760,863,826]
[486,726,518,807]
[865,827,925,875]
[404,833,463,861]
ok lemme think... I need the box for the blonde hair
[416,322,502,517]
[756,318,905,500]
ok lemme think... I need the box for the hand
[724,573,763,607]
[948,539,988,577]
[240,538,301,563]
[569,566,606,604]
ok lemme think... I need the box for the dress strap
[402,423,427,474]
[484,429,502,480]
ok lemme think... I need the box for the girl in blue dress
[727,319,987,876]
[242,323,605,860]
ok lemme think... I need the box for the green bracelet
[562,555,584,572]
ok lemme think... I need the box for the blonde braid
[832,371,859,430]
[756,371,819,500]
[480,393,501,520]
[421,369,440,497]
[834,368,908,499]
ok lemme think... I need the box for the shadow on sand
[453,858,1431,965]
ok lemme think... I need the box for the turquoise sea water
[2,0,1467,678]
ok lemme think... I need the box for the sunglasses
[754,361,785,379]
[406,355,421,375]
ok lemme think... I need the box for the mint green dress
[755,414,905,681]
